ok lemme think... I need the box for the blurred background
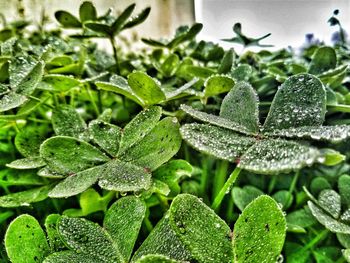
[1,0,349,49]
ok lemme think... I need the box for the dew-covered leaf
[308,201,350,234]
[15,126,46,157]
[180,123,255,162]
[40,136,110,174]
[0,185,53,207]
[238,138,320,175]
[79,1,97,22]
[118,106,162,155]
[45,214,65,252]
[6,157,45,169]
[96,75,144,106]
[132,217,192,262]
[263,74,326,132]
[233,195,286,263]
[318,189,341,219]
[339,175,350,205]
[220,81,259,133]
[265,125,350,143]
[89,120,121,156]
[42,74,80,92]
[160,54,180,77]
[168,194,233,263]
[231,185,264,211]
[309,46,337,75]
[231,64,252,82]
[43,251,99,263]
[51,105,88,140]
[38,167,65,179]
[104,196,146,262]
[343,249,350,263]
[5,214,50,263]
[55,11,81,28]
[57,217,120,262]
[204,75,235,98]
[120,117,182,171]
[337,233,350,249]
[180,104,252,135]
[0,91,28,112]
[98,159,152,192]
[128,71,165,106]
[49,164,105,198]
[135,255,184,263]
[0,169,45,186]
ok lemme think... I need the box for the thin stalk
[109,36,120,75]
[212,166,242,211]
[85,85,100,116]
[213,160,229,199]
[299,229,329,253]
[199,157,209,198]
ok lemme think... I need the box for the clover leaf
[181,73,350,175]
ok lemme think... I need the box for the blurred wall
[0,0,195,39]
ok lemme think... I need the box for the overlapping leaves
[181,73,350,174]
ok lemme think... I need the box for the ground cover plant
[1,2,350,262]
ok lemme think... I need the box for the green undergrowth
[1,3,350,263]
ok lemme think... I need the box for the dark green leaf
[339,175,350,205]
[122,7,151,30]
[45,214,65,252]
[111,3,135,34]
[84,22,111,35]
[309,46,337,75]
[55,11,81,28]
[231,185,264,211]
[79,1,97,22]
[217,49,234,74]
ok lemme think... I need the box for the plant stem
[213,160,229,199]
[211,166,242,211]
[85,85,100,116]
[109,36,120,75]
[299,229,329,253]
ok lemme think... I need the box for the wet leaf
[160,54,180,77]
[104,196,146,262]
[40,136,109,175]
[89,120,121,156]
[318,189,341,219]
[45,214,65,252]
[15,127,46,157]
[238,139,320,175]
[231,185,264,211]
[204,75,235,98]
[135,255,183,263]
[180,123,255,162]
[263,74,326,132]
[309,46,337,75]
[233,195,286,263]
[0,92,28,112]
[220,81,259,133]
[5,215,50,263]
[42,74,80,92]
[339,175,350,205]
[6,157,45,169]
[120,117,182,171]
[127,71,165,106]
[51,105,88,140]
[43,251,99,263]
[57,217,120,262]
[122,7,151,30]
[98,159,152,192]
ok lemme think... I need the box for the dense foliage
[1,2,350,263]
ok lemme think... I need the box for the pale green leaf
[204,75,235,98]
[42,74,80,92]
[6,157,45,169]
[44,251,100,263]
[45,214,65,252]
[136,255,184,263]
[0,92,28,112]
[318,189,341,219]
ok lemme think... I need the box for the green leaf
[0,169,45,186]
[122,7,151,30]
[0,185,53,207]
[180,104,253,135]
[337,233,350,248]
[45,214,65,251]
[51,105,88,140]
[233,195,286,263]
[160,54,180,77]
[231,64,252,82]
[272,190,293,210]
[318,189,341,218]
[96,75,144,106]
[111,3,136,34]
[135,255,183,263]
[57,217,120,262]
[309,46,337,75]
[132,217,192,262]
[217,49,234,74]
[5,215,50,263]
[119,117,182,171]
[98,159,152,192]
[167,23,203,49]
[265,125,350,143]
[169,194,233,263]
[220,81,260,133]
[43,251,99,263]
[204,75,235,98]
[286,206,317,228]
[0,92,28,112]
[308,201,350,234]
[42,74,80,92]
[119,106,162,155]
[84,22,111,35]
[180,123,256,162]
[55,11,81,28]
[238,139,321,175]
[6,156,45,169]
[343,249,350,263]
[104,196,146,262]
[128,71,166,106]
[339,175,350,205]
[263,74,326,132]
[321,149,346,166]
[79,1,97,22]
[48,164,105,198]
[231,185,264,211]
[89,120,121,156]
[40,136,110,174]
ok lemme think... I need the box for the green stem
[299,229,329,253]
[213,160,229,199]
[212,166,242,211]
[109,36,120,75]
[85,85,100,116]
